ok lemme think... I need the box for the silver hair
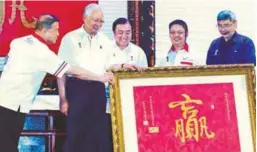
[83,3,102,17]
[217,10,237,21]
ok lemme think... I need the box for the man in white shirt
[57,4,140,152]
[0,14,113,152]
[104,17,148,114]
[155,19,203,66]
[109,17,148,67]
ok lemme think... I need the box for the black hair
[168,19,188,37]
[112,17,131,32]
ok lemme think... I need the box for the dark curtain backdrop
[128,1,155,67]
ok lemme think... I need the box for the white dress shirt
[58,26,114,114]
[58,26,113,75]
[0,34,69,113]
[105,41,148,113]
[108,41,148,67]
[155,45,204,67]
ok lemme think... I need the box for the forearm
[65,66,102,82]
[57,76,67,100]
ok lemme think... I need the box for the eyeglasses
[169,31,184,35]
[217,23,233,29]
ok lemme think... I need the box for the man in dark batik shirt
[206,10,256,65]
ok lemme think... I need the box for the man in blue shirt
[206,10,256,65]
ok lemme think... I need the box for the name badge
[180,57,193,65]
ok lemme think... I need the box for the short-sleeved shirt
[108,42,148,67]
[58,26,113,75]
[0,34,69,113]
[155,43,203,67]
[105,41,148,113]
[206,32,256,65]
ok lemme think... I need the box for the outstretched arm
[65,66,114,84]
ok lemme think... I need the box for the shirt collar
[231,31,238,40]
[113,41,132,52]
[221,31,238,43]
[79,25,99,40]
[170,43,189,52]
[32,32,48,45]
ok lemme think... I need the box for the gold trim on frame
[110,64,256,152]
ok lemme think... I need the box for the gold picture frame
[110,64,256,152]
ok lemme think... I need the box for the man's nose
[121,33,127,38]
[173,32,180,36]
[220,28,226,33]
[95,22,100,26]
[95,21,102,26]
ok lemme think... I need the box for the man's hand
[123,64,146,71]
[100,72,114,84]
[59,98,69,115]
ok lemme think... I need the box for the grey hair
[83,3,102,17]
[35,14,59,30]
[217,10,236,21]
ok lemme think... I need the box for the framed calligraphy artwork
[110,64,256,152]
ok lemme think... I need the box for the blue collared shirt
[206,32,256,65]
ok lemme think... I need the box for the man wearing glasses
[155,19,203,67]
[206,10,256,65]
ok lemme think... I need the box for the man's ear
[185,32,188,38]
[83,15,88,23]
[234,20,238,29]
[41,28,47,34]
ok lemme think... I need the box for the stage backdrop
[0,0,97,56]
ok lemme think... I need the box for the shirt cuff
[54,62,70,78]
